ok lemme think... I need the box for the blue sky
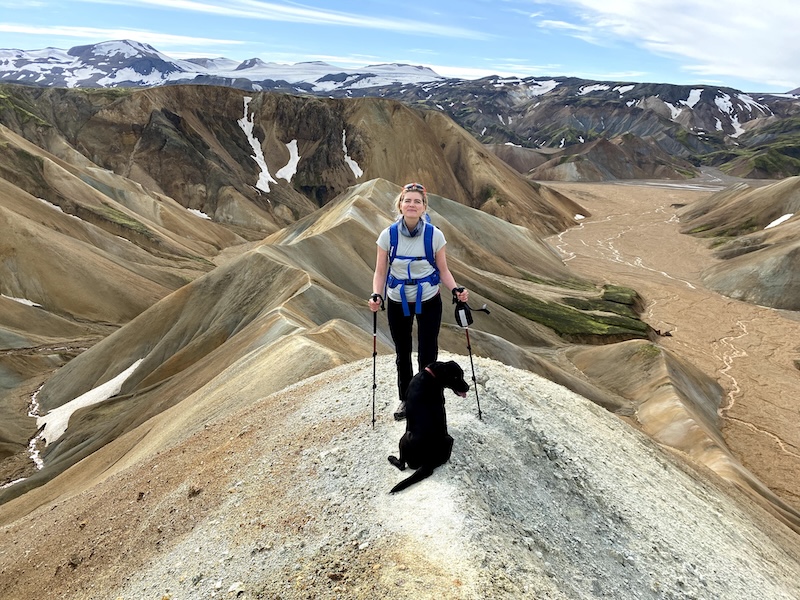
[1,0,797,92]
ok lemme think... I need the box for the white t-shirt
[377,221,446,304]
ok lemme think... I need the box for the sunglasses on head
[403,182,426,193]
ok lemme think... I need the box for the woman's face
[400,191,426,218]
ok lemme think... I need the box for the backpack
[386,216,440,316]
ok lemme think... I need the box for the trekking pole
[370,293,385,428]
[464,327,481,420]
[453,288,490,420]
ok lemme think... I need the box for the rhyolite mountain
[678,176,800,310]
[0,82,586,236]
[3,40,800,180]
[3,176,799,537]
[0,82,602,497]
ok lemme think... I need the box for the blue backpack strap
[385,220,440,317]
[388,221,399,264]
[423,221,435,268]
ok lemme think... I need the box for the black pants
[387,293,443,401]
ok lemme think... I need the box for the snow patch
[37,359,144,446]
[736,93,772,116]
[765,214,793,229]
[683,89,704,108]
[665,102,683,120]
[97,66,168,87]
[34,197,65,213]
[188,208,212,220]
[579,84,610,95]
[1,294,41,307]
[715,93,746,138]
[276,139,301,182]
[27,386,44,470]
[342,131,362,178]
[238,97,277,194]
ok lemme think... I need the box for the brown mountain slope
[0,121,249,484]
[485,142,555,173]
[679,176,800,309]
[529,135,695,182]
[6,179,795,537]
[569,339,800,531]
[0,83,584,235]
[547,178,800,530]
[0,179,649,505]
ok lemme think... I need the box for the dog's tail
[390,464,434,494]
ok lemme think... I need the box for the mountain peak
[235,57,270,70]
[68,39,160,59]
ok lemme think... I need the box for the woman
[368,182,469,420]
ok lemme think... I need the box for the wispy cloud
[537,19,590,32]
[535,0,800,89]
[0,23,244,47]
[76,0,492,40]
[536,18,606,45]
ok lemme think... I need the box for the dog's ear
[444,361,463,377]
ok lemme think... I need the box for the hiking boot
[393,401,407,421]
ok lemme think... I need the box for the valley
[547,177,800,508]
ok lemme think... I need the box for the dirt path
[546,180,800,509]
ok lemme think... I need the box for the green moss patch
[600,284,640,306]
[501,286,650,340]
[85,203,154,238]
[634,343,662,360]
[0,91,49,126]
[561,296,639,319]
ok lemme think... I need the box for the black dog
[388,360,469,493]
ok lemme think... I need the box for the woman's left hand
[453,287,469,303]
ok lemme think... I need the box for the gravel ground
[98,353,800,600]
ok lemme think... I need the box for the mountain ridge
[0,39,443,92]
[4,39,799,180]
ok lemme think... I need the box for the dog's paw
[388,455,406,471]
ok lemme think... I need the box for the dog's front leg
[388,455,406,470]
[388,434,409,470]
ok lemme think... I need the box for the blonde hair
[396,182,428,214]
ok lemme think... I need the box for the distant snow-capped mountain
[0,39,443,91]
[3,39,800,179]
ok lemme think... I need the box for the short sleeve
[432,226,446,252]
[376,228,390,251]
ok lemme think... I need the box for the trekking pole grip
[370,293,385,311]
